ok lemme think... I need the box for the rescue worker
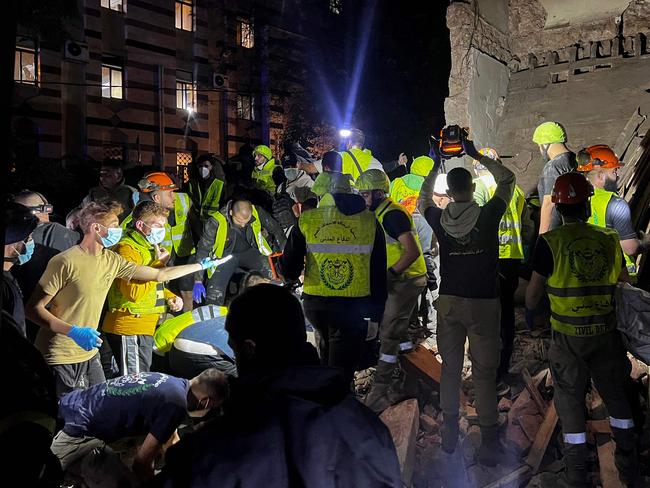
[532,121,576,234]
[102,201,184,376]
[340,128,384,180]
[418,137,515,467]
[525,172,638,487]
[82,159,138,222]
[356,169,428,411]
[311,151,348,197]
[472,148,529,393]
[193,199,286,305]
[135,172,198,311]
[280,173,387,386]
[187,153,226,221]
[3,201,39,337]
[389,156,435,204]
[252,144,282,195]
[576,144,648,280]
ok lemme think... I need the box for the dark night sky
[307,0,451,163]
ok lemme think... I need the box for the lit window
[176,151,192,183]
[14,45,38,85]
[176,79,196,111]
[102,64,123,99]
[175,0,193,31]
[238,19,254,49]
[101,0,124,12]
[329,0,342,15]
[104,144,124,161]
[237,94,254,120]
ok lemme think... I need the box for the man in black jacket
[193,199,286,305]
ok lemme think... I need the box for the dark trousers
[497,259,520,380]
[51,354,105,398]
[549,330,633,434]
[105,333,154,376]
[205,248,272,305]
[304,305,368,386]
[168,345,237,378]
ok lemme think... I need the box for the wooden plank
[483,465,531,488]
[588,419,612,435]
[522,368,547,415]
[596,436,625,488]
[613,107,645,160]
[525,402,558,474]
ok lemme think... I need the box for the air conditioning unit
[212,73,228,88]
[64,40,89,63]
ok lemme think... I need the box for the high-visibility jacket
[188,178,224,220]
[153,305,228,353]
[299,199,376,297]
[542,222,621,337]
[206,205,273,278]
[375,199,427,279]
[252,159,279,195]
[107,228,166,316]
[121,192,195,257]
[389,174,424,204]
[477,176,525,260]
[588,187,637,276]
[340,148,373,180]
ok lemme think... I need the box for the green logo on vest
[568,238,608,282]
[320,257,354,290]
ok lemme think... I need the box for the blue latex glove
[525,309,536,330]
[199,255,233,270]
[67,326,102,351]
[193,282,206,303]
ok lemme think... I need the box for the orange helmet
[576,145,623,172]
[138,172,178,192]
[551,172,594,204]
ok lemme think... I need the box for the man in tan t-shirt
[28,202,226,397]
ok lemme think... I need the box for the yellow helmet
[410,156,435,177]
[356,169,390,193]
[253,144,273,160]
[532,122,567,145]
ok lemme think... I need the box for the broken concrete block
[498,397,513,412]
[380,398,419,487]
[420,414,439,433]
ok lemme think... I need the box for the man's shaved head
[13,190,46,207]
[230,200,253,227]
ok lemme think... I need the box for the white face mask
[200,167,210,179]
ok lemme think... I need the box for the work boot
[364,362,396,413]
[563,442,590,487]
[477,424,503,467]
[612,427,639,486]
[441,414,459,454]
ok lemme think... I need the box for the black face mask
[603,177,619,193]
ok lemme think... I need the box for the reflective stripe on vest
[485,183,525,260]
[107,229,167,316]
[299,206,375,297]
[153,305,228,353]
[252,159,278,194]
[542,222,621,337]
[589,187,637,276]
[375,199,427,279]
[206,205,272,278]
[340,148,373,180]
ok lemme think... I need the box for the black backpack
[273,186,297,232]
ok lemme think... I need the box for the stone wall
[445,0,650,188]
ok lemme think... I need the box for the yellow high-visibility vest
[252,159,279,194]
[340,148,373,180]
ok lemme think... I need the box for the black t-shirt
[1,271,26,337]
[380,209,412,241]
[425,198,506,299]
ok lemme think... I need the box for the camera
[437,125,469,159]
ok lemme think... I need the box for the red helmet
[551,172,594,204]
[138,172,178,192]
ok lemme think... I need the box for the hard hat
[410,156,434,177]
[551,172,594,204]
[433,174,449,196]
[576,144,623,172]
[138,172,178,193]
[253,145,273,161]
[532,122,567,145]
[4,201,39,245]
[328,172,353,194]
[478,147,499,160]
[356,169,390,194]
